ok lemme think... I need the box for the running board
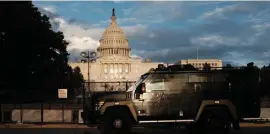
[242,118,270,120]
[138,119,195,124]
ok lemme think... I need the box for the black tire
[101,109,132,134]
[196,111,231,134]
[185,123,199,134]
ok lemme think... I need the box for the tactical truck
[83,64,261,134]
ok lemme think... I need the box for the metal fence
[0,104,84,124]
[0,81,137,124]
[83,81,136,92]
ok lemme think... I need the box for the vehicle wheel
[185,123,199,134]
[101,109,132,134]
[198,111,231,134]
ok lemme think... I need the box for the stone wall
[10,109,75,123]
[261,108,270,118]
[1,104,84,123]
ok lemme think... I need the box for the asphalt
[0,123,270,128]
[0,124,270,134]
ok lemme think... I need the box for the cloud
[122,8,133,16]
[95,17,139,26]
[43,5,57,13]
[36,2,270,67]
[201,3,252,20]
[127,2,270,67]
[129,2,185,24]
[191,35,239,47]
[200,2,270,20]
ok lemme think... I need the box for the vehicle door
[132,74,150,117]
[162,73,195,118]
[141,74,165,117]
[157,74,169,117]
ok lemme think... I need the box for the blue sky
[33,1,270,67]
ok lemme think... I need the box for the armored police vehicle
[83,64,261,134]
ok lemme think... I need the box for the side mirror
[140,83,146,93]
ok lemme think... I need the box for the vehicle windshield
[126,73,149,92]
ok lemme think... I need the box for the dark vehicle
[83,64,261,134]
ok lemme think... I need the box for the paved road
[0,126,270,134]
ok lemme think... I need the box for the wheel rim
[113,119,122,128]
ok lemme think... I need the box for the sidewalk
[0,124,91,128]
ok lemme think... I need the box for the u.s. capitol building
[69,9,163,84]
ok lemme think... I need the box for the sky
[33,1,270,67]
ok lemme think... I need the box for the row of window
[102,40,126,44]
[105,31,123,34]
[103,64,130,74]
[142,73,228,91]
[190,63,218,66]
[100,48,129,55]
[104,75,128,79]
[82,75,130,80]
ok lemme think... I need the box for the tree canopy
[0,2,82,102]
[68,66,84,99]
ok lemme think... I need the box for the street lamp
[80,51,97,97]
[80,51,97,124]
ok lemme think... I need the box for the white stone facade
[69,9,163,83]
[179,59,223,69]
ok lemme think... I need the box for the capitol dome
[97,8,131,58]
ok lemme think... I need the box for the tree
[225,64,232,68]
[0,2,70,102]
[183,64,198,70]
[247,62,254,68]
[68,66,84,99]
[260,64,270,97]
[203,63,211,71]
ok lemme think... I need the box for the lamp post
[80,51,97,102]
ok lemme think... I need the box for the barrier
[0,104,83,124]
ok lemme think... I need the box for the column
[119,63,122,73]
[122,64,125,74]
[125,64,128,73]
[110,64,113,74]
[114,64,118,74]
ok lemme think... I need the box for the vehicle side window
[168,74,188,83]
[167,74,189,90]
[213,73,229,82]
[188,73,213,82]
[144,74,166,92]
